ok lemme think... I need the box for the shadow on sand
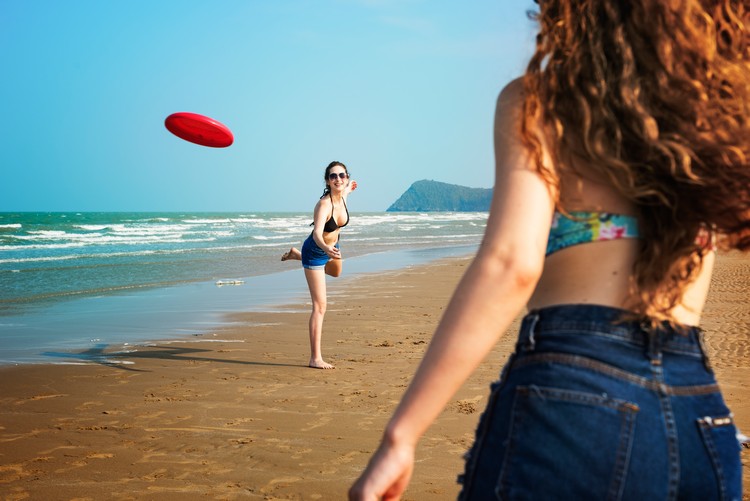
[41,343,303,371]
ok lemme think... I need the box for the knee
[325,261,342,277]
[312,301,327,315]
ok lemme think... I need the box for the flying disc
[165,112,234,148]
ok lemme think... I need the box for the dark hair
[521,0,750,323]
[320,161,349,198]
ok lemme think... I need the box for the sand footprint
[332,451,360,465]
[75,401,104,411]
[301,414,333,432]
[260,475,303,493]
[0,463,29,482]
[14,394,68,406]
[451,395,485,415]
[291,447,313,460]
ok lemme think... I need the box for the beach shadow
[41,344,148,372]
[41,343,303,371]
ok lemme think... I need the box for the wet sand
[0,253,748,500]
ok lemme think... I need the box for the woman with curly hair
[282,161,356,369]
[351,0,749,498]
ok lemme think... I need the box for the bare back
[527,159,715,326]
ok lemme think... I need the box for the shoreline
[0,252,747,499]
[0,244,478,366]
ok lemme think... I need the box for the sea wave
[0,236,222,251]
[182,218,233,224]
[0,211,487,311]
[0,240,309,265]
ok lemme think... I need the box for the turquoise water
[0,212,486,365]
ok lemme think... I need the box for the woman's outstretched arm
[349,80,555,501]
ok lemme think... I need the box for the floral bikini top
[546,210,716,256]
[546,211,639,256]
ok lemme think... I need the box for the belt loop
[525,313,539,352]
[640,320,662,366]
[696,329,713,373]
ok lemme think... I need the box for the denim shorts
[300,234,338,270]
[458,304,742,500]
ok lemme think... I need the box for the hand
[327,246,342,259]
[349,441,415,501]
[346,180,358,195]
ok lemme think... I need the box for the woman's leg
[325,257,342,277]
[324,242,342,277]
[303,268,334,369]
[281,247,301,261]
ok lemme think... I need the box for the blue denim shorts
[458,304,742,500]
[300,234,338,270]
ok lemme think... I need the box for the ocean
[0,212,486,365]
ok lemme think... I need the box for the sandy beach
[0,252,748,500]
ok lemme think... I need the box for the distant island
[386,180,492,212]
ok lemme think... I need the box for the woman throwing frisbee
[282,161,357,369]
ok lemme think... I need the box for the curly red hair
[521,0,750,322]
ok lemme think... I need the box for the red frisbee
[165,112,234,148]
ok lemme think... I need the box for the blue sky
[1,1,537,212]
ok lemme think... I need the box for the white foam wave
[0,240,290,264]
[252,234,291,241]
[26,230,69,238]
[153,338,246,344]
[244,217,311,230]
[183,218,233,224]
[229,217,263,223]
[1,235,219,250]
[352,212,487,227]
[2,222,236,250]
[106,223,192,235]
[1,242,89,251]
[53,360,136,366]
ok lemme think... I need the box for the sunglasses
[328,172,348,180]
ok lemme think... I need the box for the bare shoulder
[316,194,332,208]
[497,77,525,107]
[494,79,526,140]
[493,78,529,162]
[496,78,526,121]
[493,77,555,181]
[313,195,331,217]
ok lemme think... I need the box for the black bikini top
[311,193,349,233]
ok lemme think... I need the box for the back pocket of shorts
[496,385,638,500]
[697,415,742,500]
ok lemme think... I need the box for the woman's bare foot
[309,358,335,369]
[281,247,301,261]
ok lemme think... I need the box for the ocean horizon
[0,211,486,366]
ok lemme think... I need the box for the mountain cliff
[386,180,492,212]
